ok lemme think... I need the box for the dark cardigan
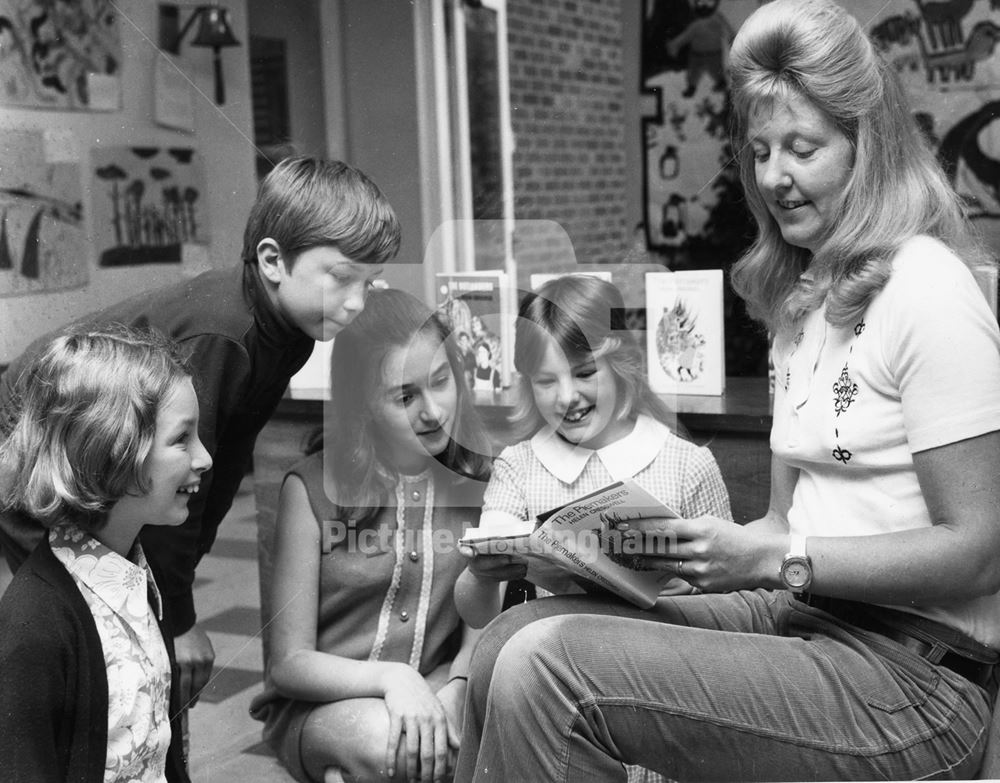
[0,538,190,783]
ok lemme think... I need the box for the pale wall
[246,0,327,161]
[0,0,256,363]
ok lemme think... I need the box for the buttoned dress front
[250,454,485,781]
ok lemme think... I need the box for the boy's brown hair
[241,156,401,269]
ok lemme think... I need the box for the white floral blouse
[50,524,172,783]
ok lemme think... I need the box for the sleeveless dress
[250,453,485,781]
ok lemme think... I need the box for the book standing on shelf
[435,270,516,389]
[645,269,726,396]
[460,479,682,608]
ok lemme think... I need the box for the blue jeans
[455,590,991,782]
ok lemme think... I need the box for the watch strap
[787,533,807,559]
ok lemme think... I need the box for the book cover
[435,271,515,390]
[460,479,681,608]
[645,270,726,396]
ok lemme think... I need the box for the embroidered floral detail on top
[830,320,865,465]
[833,365,858,416]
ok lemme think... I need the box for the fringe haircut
[510,275,678,439]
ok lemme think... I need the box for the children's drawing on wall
[665,0,733,98]
[90,146,208,267]
[640,0,757,263]
[868,0,1000,224]
[0,0,121,110]
[0,130,85,298]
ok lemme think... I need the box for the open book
[459,479,681,608]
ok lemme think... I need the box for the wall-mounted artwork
[0,129,86,298]
[90,146,208,267]
[0,0,122,110]
[641,0,751,264]
[872,0,1000,221]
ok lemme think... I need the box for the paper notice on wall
[86,73,121,111]
[182,243,212,277]
[43,130,80,163]
[153,55,195,133]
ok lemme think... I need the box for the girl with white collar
[454,274,732,629]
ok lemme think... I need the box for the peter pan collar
[530,413,668,484]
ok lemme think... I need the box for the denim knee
[488,615,576,706]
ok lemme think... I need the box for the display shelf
[276,376,772,432]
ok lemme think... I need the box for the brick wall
[507,0,629,285]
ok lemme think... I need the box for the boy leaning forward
[0,156,400,707]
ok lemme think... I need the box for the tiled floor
[187,473,293,782]
[187,413,315,782]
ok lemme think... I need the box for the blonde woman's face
[748,92,854,254]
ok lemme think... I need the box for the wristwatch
[779,534,813,593]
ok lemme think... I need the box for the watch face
[782,556,811,589]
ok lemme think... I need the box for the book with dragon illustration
[645,270,725,396]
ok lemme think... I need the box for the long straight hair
[728,0,990,337]
[321,288,492,524]
[509,275,678,439]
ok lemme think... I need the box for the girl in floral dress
[0,325,211,783]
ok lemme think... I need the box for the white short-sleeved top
[481,413,733,531]
[771,236,1000,645]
